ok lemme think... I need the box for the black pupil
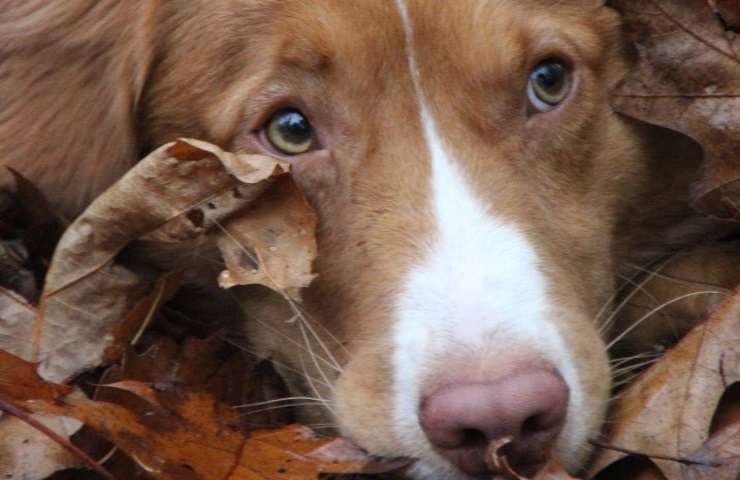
[534,62,565,92]
[276,110,311,144]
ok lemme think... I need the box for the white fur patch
[391,1,585,477]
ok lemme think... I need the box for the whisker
[598,258,672,336]
[234,396,336,409]
[219,335,333,388]
[624,261,732,292]
[227,300,340,374]
[590,256,661,334]
[297,318,337,392]
[611,372,644,390]
[292,309,343,373]
[606,290,725,351]
[611,357,659,378]
[299,354,336,415]
[240,402,331,416]
[609,351,662,367]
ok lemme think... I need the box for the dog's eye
[265,108,314,155]
[527,60,571,111]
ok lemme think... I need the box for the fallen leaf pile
[0,1,739,479]
[0,139,406,479]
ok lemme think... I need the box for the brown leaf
[28,382,407,480]
[590,287,740,479]
[35,139,314,382]
[97,334,292,429]
[217,175,318,301]
[609,0,740,219]
[0,287,38,360]
[102,273,182,364]
[100,334,246,397]
[682,422,740,479]
[0,350,83,480]
[0,350,72,402]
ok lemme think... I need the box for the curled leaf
[217,175,318,301]
[35,139,316,382]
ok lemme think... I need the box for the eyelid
[244,92,314,132]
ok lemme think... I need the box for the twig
[589,439,721,468]
[0,395,115,479]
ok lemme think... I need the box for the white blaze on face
[391,0,586,477]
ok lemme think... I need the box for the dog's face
[182,1,641,477]
[5,0,646,477]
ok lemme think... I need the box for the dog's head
[231,2,636,477]
[3,0,657,477]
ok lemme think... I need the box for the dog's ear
[0,0,156,219]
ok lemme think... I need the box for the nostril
[460,428,487,449]
[521,412,555,439]
[521,414,543,436]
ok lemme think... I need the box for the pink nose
[419,369,569,478]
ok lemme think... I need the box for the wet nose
[419,369,569,478]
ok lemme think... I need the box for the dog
[2,0,736,478]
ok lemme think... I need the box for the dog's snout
[419,369,569,478]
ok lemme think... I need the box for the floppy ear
[0,0,156,219]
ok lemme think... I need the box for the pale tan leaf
[0,414,82,480]
[35,139,307,382]
[0,287,37,360]
[217,176,318,301]
[590,288,740,479]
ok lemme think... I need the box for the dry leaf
[0,287,37,360]
[0,350,83,480]
[590,287,740,479]
[0,350,72,402]
[609,0,740,219]
[35,138,316,382]
[0,413,83,479]
[681,422,740,479]
[102,273,181,364]
[27,382,407,480]
[217,175,318,301]
[97,333,263,409]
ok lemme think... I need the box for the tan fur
[2,0,736,472]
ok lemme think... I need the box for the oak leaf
[27,381,407,480]
[590,287,740,479]
[609,0,740,219]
